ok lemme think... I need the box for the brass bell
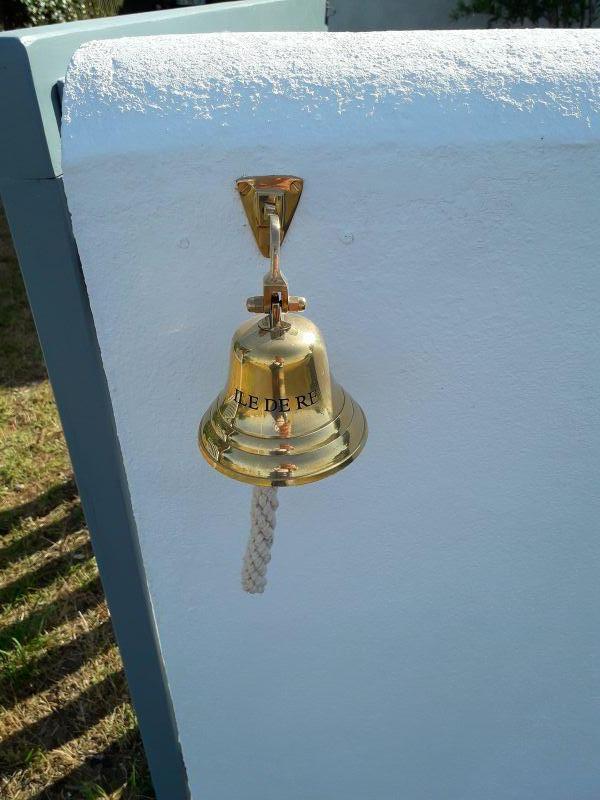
[199,176,367,487]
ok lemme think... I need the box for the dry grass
[0,204,154,799]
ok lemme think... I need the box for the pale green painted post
[0,2,326,797]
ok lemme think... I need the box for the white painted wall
[63,31,600,800]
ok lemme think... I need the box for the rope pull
[241,487,278,594]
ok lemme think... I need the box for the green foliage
[451,0,598,26]
[20,0,86,25]
[0,0,123,29]
[1,0,82,27]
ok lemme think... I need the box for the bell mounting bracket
[236,175,303,258]
[237,176,306,325]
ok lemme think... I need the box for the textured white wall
[63,31,600,800]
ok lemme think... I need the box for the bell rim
[198,401,367,488]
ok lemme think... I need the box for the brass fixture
[236,175,303,258]
[198,175,367,487]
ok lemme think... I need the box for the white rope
[241,486,278,594]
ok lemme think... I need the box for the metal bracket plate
[236,175,303,258]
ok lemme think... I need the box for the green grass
[0,203,155,799]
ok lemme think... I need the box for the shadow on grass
[0,208,156,796]
[0,203,47,387]
[0,670,127,772]
[0,541,94,607]
[0,503,85,569]
[0,479,79,535]
[0,575,103,652]
[30,727,154,800]
[1,619,113,709]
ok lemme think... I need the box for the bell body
[199,314,367,486]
